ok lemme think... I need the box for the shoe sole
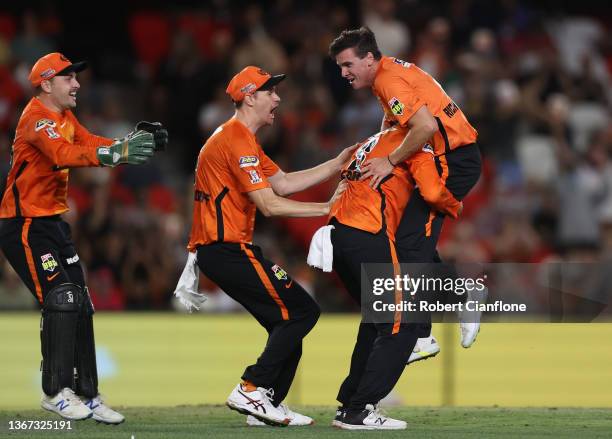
[337,423,407,430]
[93,416,125,425]
[41,404,93,421]
[225,402,289,427]
[407,348,440,365]
[249,420,314,427]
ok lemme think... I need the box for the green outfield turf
[1,405,611,438]
[2,314,612,409]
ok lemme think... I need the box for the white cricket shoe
[460,322,480,348]
[458,286,487,348]
[338,404,407,430]
[246,403,313,426]
[83,395,125,424]
[226,384,290,426]
[41,388,92,421]
[407,335,440,364]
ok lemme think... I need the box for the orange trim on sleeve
[241,243,289,320]
[425,154,450,237]
[389,239,402,334]
[22,218,43,304]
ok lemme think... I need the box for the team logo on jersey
[271,264,288,281]
[248,169,262,184]
[341,132,383,181]
[41,253,58,272]
[388,97,404,116]
[45,127,60,139]
[239,156,260,168]
[35,119,56,132]
[422,143,434,154]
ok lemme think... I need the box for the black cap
[258,74,286,91]
[56,61,88,76]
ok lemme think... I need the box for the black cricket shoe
[331,406,347,427]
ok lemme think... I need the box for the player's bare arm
[361,106,438,189]
[267,143,358,196]
[248,182,346,217]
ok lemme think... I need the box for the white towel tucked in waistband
[173,251,207,312]
[307,225,335,272]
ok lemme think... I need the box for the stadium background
[1,0,611,409]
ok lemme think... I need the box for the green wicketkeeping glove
[97,130,154,167]
[135,121,168,151]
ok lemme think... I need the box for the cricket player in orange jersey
[187,66,353,427]
[330,27,483,361]
[0,52,167,423]
[325,126,461,429]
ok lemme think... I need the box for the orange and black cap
[29,52,87,87]
[226,66,285,102]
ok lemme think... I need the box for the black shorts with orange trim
[0,216,85,305]
[331,221,419,409]
[196,242,320,403]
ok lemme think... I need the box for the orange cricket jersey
[372,56,478,156]
[187,118,280,249]
[330,127,460,241]
[0,98,113,218]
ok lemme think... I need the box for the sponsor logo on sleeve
[35,119,56,132]
[41,253,58,272]
[422,143,434,154]
[239,156,260,168]
[388,97,404,116]
[392,58,412,68]
[248,169,262,184]
[45,127,60,139]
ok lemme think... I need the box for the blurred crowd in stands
[0,0,610,312]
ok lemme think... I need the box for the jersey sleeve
[407,150,461,218]
[24,113,101,167]
[260,152,280,177]
[69,112,114,148]
[225,141,273,193]
[375,72,425,127]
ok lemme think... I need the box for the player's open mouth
[270,106,278,117]
[348,77,355,84]
[69,91,77,99]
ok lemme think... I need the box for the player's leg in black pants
[197,242,320,403]
[0,216,94,396]
[396,143,482,336]
[331,223,419,409]
[347,322,418,412]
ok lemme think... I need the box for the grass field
[1,405,612,438]
[2,314,612,409]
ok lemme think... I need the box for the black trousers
[331,222,419,411]
[0,216,85,302]
[395,143,482,336]
[0,216,97,397]
[196,242,320,405]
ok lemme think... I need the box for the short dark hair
[328,27,382,60]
